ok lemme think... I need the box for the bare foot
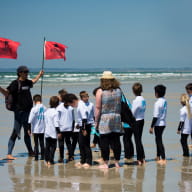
[90,143,96,148]
[95,158,104,163]
[142,159,146,165]
[82,163,90,168]
[99,164,109,169]
[75,162,82,168]
[157,159,167,165]
[115,162,120,168]
[45,161,51,167]
[7,155,17,160]
[137,160,142,165]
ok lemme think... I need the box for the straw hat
[100,71,115,79]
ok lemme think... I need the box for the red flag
[44,41,67,61]
[0,37,20,59]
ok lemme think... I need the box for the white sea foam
[0,71,192,85]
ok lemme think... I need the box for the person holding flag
[0,66,44,160]
[0,37,66,159]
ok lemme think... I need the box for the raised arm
[32,70,44,84]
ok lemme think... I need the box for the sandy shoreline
[0,78,192,191]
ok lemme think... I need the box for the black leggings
[79,124,92,165]
[45,137,57,164]
[100,132,121,161]
[71,132,79,156]
[180,133,189,156]
[154,126,165,159]
[33,133,44,158]
[123,128,134,159]
[58,131,73,159]
[133,120,145,161]
[93,134,100,147]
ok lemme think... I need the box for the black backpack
[5,80,21,111]
[121,92,136,128]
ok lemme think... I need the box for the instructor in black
[1,66,44,159]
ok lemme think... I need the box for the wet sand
[0,79,192,191]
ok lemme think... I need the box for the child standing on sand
[76,91,94,168]
[28,94,46,161]
[44,96,60,165]
[177,94,192,157]
[132,82,146,165]
[56,93,75,163]
[149,84,167,165]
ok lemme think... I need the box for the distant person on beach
[177,94,192,157]
[56,93,75,163]
[95,71,123,169]
[132,82,146,165]
[44,96,60,165]
[0,66,43,160]
[149,84,167,165]
[75,91,94,168]
[28,94,46,161]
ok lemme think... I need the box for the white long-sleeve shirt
[77,100,94,126]
[44,108,59,139]
[56,103,74,132]
[28,103,46,134]
[180,106,192,134]
[132,96,146,121]
[153,97,167,126]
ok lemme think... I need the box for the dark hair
[185,83,192,91]
[154,84,166,97]
[93,87,101,96]
[58,89,68,102]
[79,91,88,99]
[132,82,142,96]
[49,96,59,108]
[63,93,78,104]
[33,94,42,102]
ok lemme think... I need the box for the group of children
[27,82,192,167]
[28,89,94,167]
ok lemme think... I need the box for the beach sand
[0,79,192,192]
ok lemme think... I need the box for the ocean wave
[0,72,192,85]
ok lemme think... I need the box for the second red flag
[44,41,68,61]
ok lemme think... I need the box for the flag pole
[40,37,46,98]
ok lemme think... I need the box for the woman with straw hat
[95,71,123,169]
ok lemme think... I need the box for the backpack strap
[17,80,21,93]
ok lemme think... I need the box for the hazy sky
[0,0,192,70]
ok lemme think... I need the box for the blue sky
[0,0,192,70]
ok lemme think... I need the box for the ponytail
[180,94,192,119]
